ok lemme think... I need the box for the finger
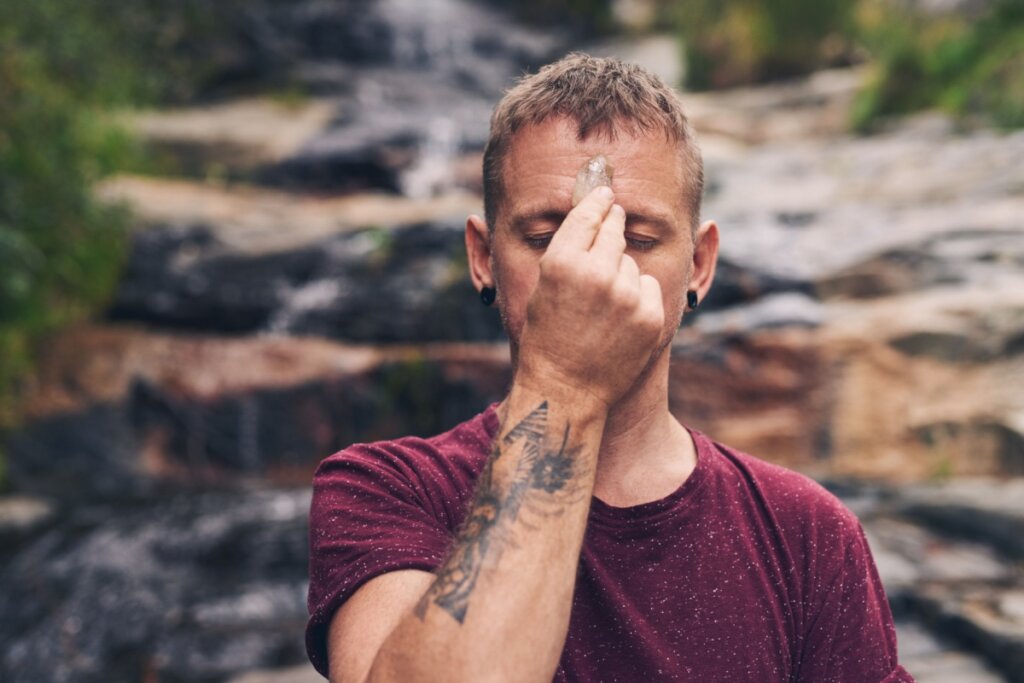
[547,185,614,254]
[638,274,665,326]
[616,252,640,288]
[590,203,627,269]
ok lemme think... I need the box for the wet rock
[0,496,56,560]
[0,490,312,683]
[841,482,1022,681]
[97,175,484,253]
[684,68,866,145]
[898,479,1024,560]
[700,114,1024,287]
[4,403,153,504]
[905,583,1024,683]
[896,619,1006,683]
[127,97,337,181]
[912,422,1024,474]
[109,223,280,333]
[105,188,821,339]
[691,105,1024,483]
[227,665,322,683]
[5,326,510,502]
[126,0,563,193]
[862,516,1010,593]
[670,326,832,471]
[107,219,506,342]
[816,281,1024,480]
[692,292,824,334]
[885,297,1024,365]
[698,257,813,312]
[256,128,417,193]
[817,229,1024,302]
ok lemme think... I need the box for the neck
[503,345,697,508]
[592,348,696,506]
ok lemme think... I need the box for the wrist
[509,368,611,425]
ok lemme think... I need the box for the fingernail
[598,186,613,200]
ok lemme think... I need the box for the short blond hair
[482,53,704,231]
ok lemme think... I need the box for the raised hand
[516,185,665,408]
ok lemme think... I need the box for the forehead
[499,116,687,224]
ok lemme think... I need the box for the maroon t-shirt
[306,403,914,682]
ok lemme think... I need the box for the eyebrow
[510,210,565,234]
[626,211,674,233]
[510,208,675,234]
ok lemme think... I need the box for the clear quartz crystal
[571,154,614,207]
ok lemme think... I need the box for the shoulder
[311,405,497,519]
[696,433,901,676]
[698,432,864,551]
[317,404,495,477]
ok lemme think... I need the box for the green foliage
[1,0,286,108]
[81,0,293,104]
[852,0,1024,131]
[0,3,137,440]
[676,0,857,90]
[672,0,1024,130]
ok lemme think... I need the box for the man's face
[489,116,698,365]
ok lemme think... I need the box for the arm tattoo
[414,400,587,624]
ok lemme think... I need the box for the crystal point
[571,154,614,207]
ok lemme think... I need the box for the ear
[465,214,494,292]
[690,219,719,302]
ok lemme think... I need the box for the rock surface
[834,478,1024,682]
[896,619,1006,683]
[8,325,509,502]
[96,58,1024,481]
[0,490,312,683]
[106,217,505,341]
[126,0,563,194]
[0,496,56,561]
[2,7,1023,682]
[898,479,1024,559]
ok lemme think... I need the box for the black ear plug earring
[686,290,699,310]
[480,286,496,306]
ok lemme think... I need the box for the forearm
[367,382,606,683]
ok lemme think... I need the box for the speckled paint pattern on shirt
[306,404,914,682]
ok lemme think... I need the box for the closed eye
[523,234,658,251]
[627,236,657,251]
[524,234,554,250]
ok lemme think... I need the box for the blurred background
[1,0,1022,681]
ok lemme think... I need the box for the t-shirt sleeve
[795,515,916,683]
[304,443,454,677]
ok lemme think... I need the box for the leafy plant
[0,4,138,460]
[853,0,1024,131]
[676,0,857,90]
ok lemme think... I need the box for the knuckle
[614,284,639,309]
[596,264,618,287]
[639,278,661,300]
[573,205,602,228]
[584,270,611,292]
[642,305,665,330]
[577,261,608,286]
[618,255,638,278]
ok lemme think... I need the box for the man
[306,54,914,682]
